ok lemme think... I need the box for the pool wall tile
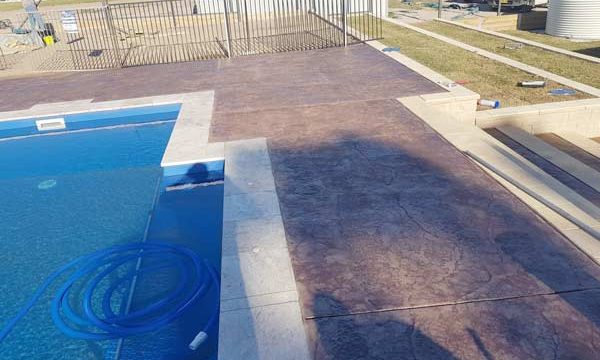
[161,160,224,188]
[0,103,181,139]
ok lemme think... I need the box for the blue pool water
[0,108,223,359]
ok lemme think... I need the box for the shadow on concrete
[309,292,460,360]
[267,132,600,359]
[575,47,600,59]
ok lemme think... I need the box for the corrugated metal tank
[546,0,600,40]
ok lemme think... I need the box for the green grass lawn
[503,29,600,59]
[378,19,591,108]
[0,0,100,11]
[417,21,600,90]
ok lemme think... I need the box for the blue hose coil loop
[0,242,219,344]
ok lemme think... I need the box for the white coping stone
[221,216,288,257]
[223,190,281,222]
[218,302,310,360]
[161,91,216,166]
[563,229,600,262]
[220,248,297,300]
[219,138,310,360]
[220,290,299,312]
[0,91,220,166]
[224,138,275,196]
[385,17,600,98]
[0,92,206,123]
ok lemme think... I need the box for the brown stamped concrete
[212,99,600,359]
[5,44,600,359]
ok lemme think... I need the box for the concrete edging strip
[436,18,600,65]
[384,17,600,97]
[367,39,480,122]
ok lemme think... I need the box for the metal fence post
[342,0,348,47]
[169,0,177,27]
[104,3,123,68]
[223,0,233,58]
[243,0,250,54]
[0,46,5,70]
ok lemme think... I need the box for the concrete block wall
[475,98,600,137]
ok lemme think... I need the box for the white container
[546,0,600,40]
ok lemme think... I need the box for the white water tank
[546,0,600,40]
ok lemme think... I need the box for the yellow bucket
[43,36,54,46]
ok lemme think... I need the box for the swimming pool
[0,105,223,359]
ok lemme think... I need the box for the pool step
[402,96,600,263]
[497,126,600,195]
[553,132,600,162]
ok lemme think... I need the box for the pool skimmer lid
[36,118,66,132]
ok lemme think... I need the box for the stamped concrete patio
[5,44,600,358]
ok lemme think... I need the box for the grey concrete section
[219,138,309,360]
[219,302,310,360]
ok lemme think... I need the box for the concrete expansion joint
[305,286,600,321]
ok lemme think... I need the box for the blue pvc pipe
[0,242,219,346]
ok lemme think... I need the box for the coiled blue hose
[0,242,219,345]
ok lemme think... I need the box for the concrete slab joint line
[436,18,600,65]
[384,17,600,98]
[219,138,310,360]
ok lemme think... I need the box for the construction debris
[504,42,524,50]
[478,99,500,108]
[549,88,578,96]
[519,80,546,88]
